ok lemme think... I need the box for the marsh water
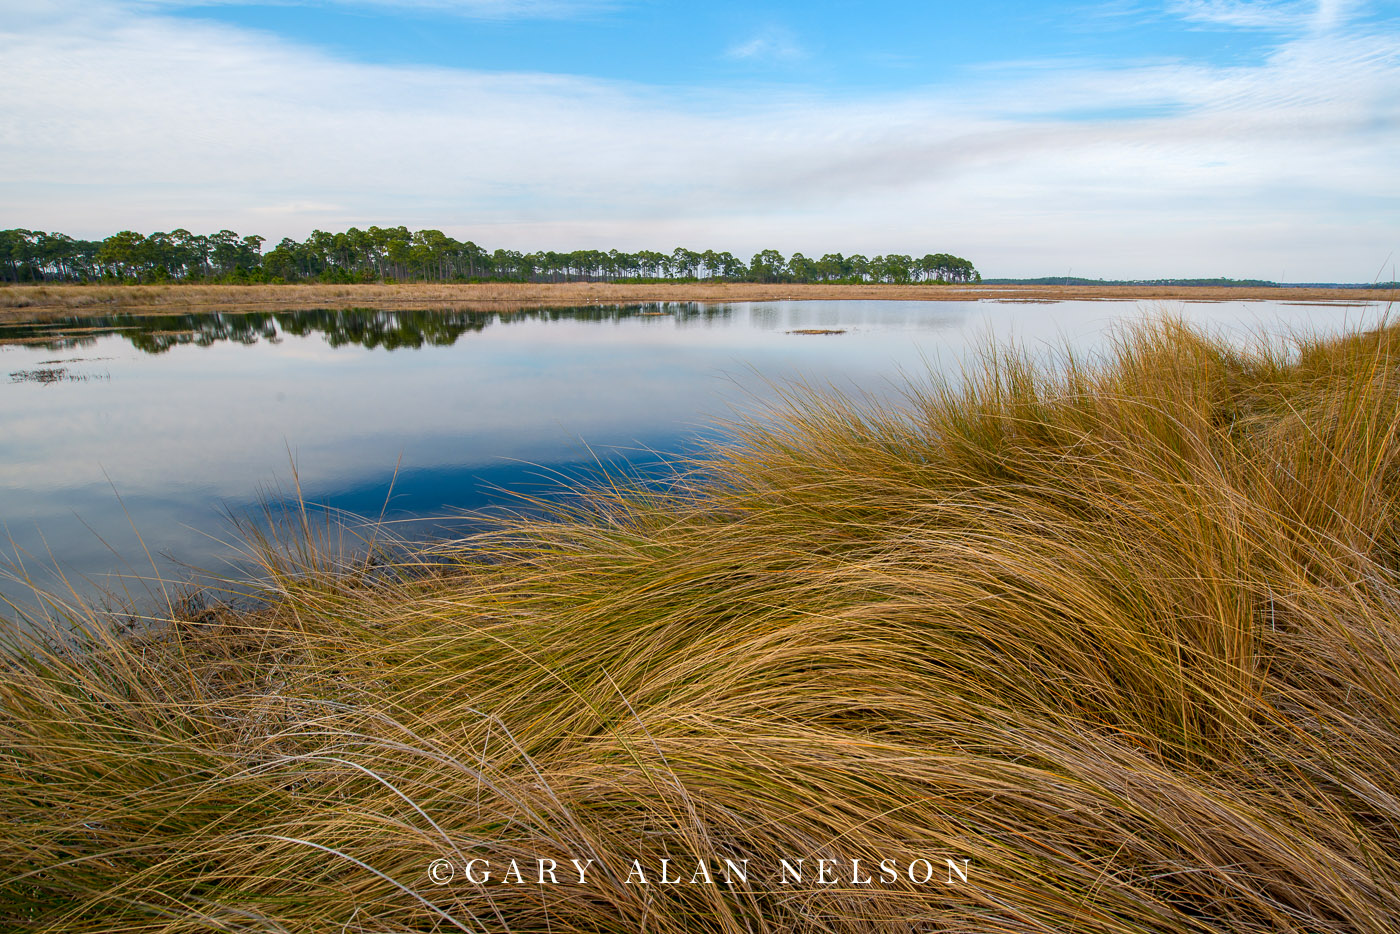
[0,298,1386,617]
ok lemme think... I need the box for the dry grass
[0,281,1394,323]
[3,316,1400,931]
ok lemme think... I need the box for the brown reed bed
[1,281,1394,323]
[2,315,1399,932]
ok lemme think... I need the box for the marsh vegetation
[3,282,1391,324]
[3,316,1400,931]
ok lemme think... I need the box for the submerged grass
[4,317,1400,932]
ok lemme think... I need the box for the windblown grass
[4,317,1400,932]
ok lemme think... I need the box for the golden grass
[0,281,1394,323]
[3,316,1400,931]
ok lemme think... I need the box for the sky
[1,0,1397,279]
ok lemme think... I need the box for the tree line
[0,227,979,286]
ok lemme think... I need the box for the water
[0,299,1385,615]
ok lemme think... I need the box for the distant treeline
[0,227,979,285]
[981,276,1399,289]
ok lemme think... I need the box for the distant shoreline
[1,281,1393,324]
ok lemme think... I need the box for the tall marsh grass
[3,317,1400,932]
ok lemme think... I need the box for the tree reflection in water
[0,303,728,354]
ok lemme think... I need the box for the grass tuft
[3,316,1400,931]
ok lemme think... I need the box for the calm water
[0,299,1385,616]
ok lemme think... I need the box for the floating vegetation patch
[8,366,109,385]
[786,327,847,335]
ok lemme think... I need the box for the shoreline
[1,281,1393,324]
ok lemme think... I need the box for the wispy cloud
[1310,0,1360,31]
[726,27,806,62]
[1167,0,1359,32]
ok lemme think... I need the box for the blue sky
[2,0,1398,278]
[162,1,1285,91]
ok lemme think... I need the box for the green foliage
[0,227,980,286]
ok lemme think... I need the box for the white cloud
[1167,0,1360,32]
[1310,0,1359,31]
[0,0,1396,279]
[249,201,350,216]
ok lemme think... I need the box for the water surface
[0,299,1384,615]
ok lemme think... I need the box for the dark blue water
[0,299,1384,619]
